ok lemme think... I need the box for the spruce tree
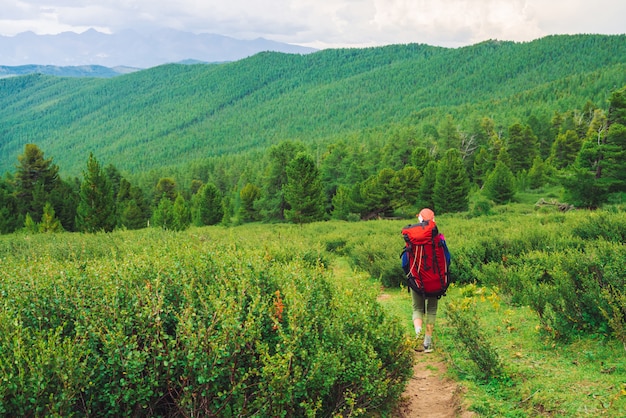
[172,194,191,231]
[360,168,395,218]
[76,153,116,233]
[23,213,38,233]
[117,178,149,229]
[284,152,325,224]
[507,122,538,173]
[192,183,224,226]
[0,178,20,234]
[563,86,626,207]
[417,160,438,210]
[320,141,349,200]
[14,144,60,223]
[330,185,355,220]
[483,161,516,204]
[152,198,174,229]
[49,178,79,232]
[551,130,582,169]
[259,140,305,221]
[239,183,261,222]
[154,178,178,205]
[433,149,470,214]
[38,202,63,233]
[411,147,432,173]
[599,123,626,193]
[528,156,548,190]
[440,114,460,151]
[472,147,492,187]
[391,166,421,210]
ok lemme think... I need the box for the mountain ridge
[0,28,317,68]
[0,64,141,78]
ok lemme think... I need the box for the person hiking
[404,207,449,353]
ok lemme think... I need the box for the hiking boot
[423,342,433,353]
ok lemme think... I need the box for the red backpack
[401,220,450,298]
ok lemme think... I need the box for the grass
[375,281,626,417]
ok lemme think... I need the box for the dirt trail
[392,351,475,418]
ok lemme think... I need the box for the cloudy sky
[2,0,625,49]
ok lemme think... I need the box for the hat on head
[417,208,435,222]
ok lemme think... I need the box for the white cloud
[0,0,624,48]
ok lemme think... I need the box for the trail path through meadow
[392,350,474,418]
[333,259,473,417]
[374,293,474,418]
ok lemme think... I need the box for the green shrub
[600,285,626,352]
[571,211,626,242]
[494,240,626,341]
[0,227,413,416]
[445,295,505,382]
[323,234,349,255]
[470,196,494,217]
[349,240,404,287]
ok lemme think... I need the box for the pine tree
[433,149,470,213]
[417,160,438,210]
[483,161,516,204]
[152,198,174,229]
[76,153,116,233]
[391,166,421,210]
[154,178,178,205]
[472,147,493,187]
[192,183,224,226]
[284,152,325,224]
[551,130,582,169]
[562,86,626,207]
[38,202,63,233]
[360,168,395,218]
[14,144,60,223]
[259,140,305,221]
[172,194,191,231]
[117,178,149,229]
[0,178,20,234]
[507,122,538,173]
[440,114,461,151]
[239,183,261,222]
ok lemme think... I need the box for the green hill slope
[1,34,625,177]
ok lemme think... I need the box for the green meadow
[1,198,624,416]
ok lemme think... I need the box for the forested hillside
[1,34,625,178]
[1,34,626,235]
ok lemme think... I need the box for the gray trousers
[411,289,438,324]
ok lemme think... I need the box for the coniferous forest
[1,34,626,233]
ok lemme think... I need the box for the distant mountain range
[0,28,317,70]
[0,64,140,78]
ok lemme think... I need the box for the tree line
[1,85,625,234]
